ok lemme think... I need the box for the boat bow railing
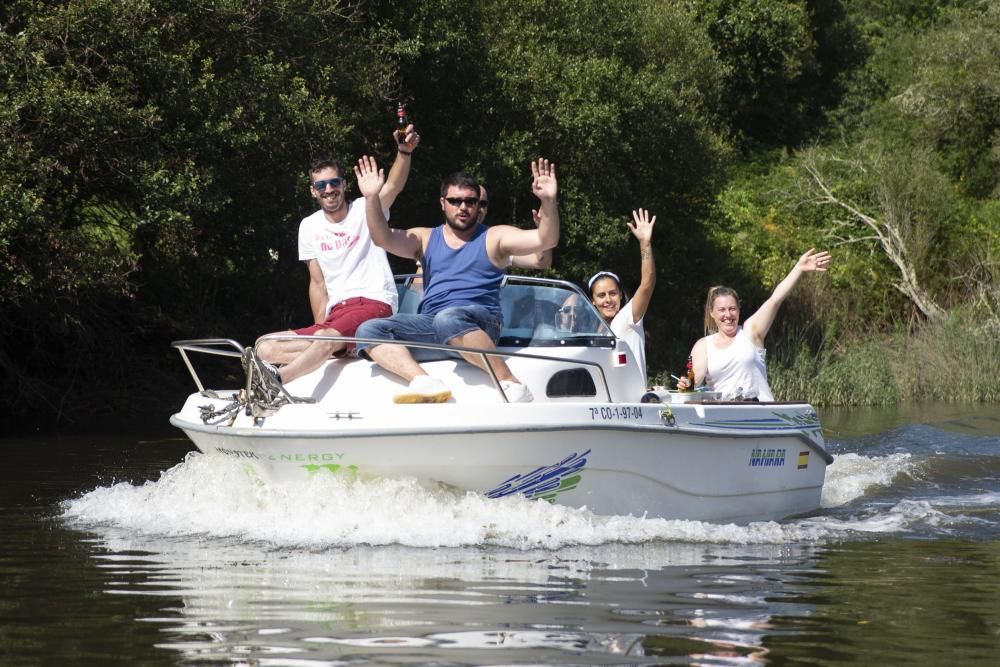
[172,338,244,395]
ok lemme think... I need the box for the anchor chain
[197,348,311,425]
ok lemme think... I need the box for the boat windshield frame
[395,274,616,349]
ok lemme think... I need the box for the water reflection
[819,402,1000,439]
[6,403,1000,665]
[766,540,1000,665]
[85,529,821,664]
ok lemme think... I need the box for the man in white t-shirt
[256,127,421,385]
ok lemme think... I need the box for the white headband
[587,271,621,290]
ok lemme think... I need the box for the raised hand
[628,208,656,243]
[354,155,384,198]
[530,158,557,201]
[397,124,421,154]
[797,248,831,273]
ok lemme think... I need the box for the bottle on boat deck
[685,355,696,392]
[395,103,410,144]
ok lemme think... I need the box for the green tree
[6,0,984,424]
[0,0,391,424]
[689,0,863,147]
[365,0,737,372]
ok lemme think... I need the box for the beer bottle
[685,356,696,392]
[395,103,410,144]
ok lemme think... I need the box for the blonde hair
[704,285,740,335]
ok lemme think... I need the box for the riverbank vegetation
[770,305,1000,405]
[1,0,997,428]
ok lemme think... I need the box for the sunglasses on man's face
[558,305,578,315]
[312,177,344,191]
[444,197,480,208]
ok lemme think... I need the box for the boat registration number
[589,406,643,421]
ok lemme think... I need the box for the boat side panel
[173,415,826,523]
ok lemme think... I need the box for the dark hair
[309,158,343,179]
[440,171,481,197]
[586,271,622,298]
[704,285,740,335]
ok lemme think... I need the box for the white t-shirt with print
[297,198,398,316]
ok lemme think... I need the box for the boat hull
[171,399,828,523]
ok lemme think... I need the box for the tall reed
[768,307,1000,405]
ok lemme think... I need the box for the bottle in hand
[685,355,696,392]
[395,103,410,144]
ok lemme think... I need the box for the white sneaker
[393,375,452,404]
[500,380,533,403]
[260,360,283,387]
[243,351,283,401]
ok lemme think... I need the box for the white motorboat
[170,276,831,524]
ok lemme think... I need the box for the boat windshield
[395,275,615,347]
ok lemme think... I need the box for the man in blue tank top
[354,156,560,403]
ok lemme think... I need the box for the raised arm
[625,208,656,323]
[531,158,560,250]
[356,155,425,260]
[511,209,553,269]
[378,124,421,210]
[745,248,831,346]
[493,159,560,261]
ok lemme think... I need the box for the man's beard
[445,215,476,232]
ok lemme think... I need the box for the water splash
[820,452,915,507]
[60,449,964,549]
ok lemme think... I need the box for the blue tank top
[419,224,504,317]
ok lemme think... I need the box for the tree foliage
[0,0,387,423]
[1,0,996,427]
[690,0,863,147]
[710,0,999,363]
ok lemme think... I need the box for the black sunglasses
[312,177,344,191]
[558,305,577,315]
[444,197,480,207]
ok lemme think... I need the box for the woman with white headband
[586,208,656,386]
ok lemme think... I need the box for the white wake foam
[820,452,916,507]
[60,450,930,549]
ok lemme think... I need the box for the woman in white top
[678,248,831,400]
[585,209,657,386]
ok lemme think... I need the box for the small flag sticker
[798,451,809,469]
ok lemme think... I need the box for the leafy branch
[803,150,945,321]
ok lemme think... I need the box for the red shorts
[294,297,392,351]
